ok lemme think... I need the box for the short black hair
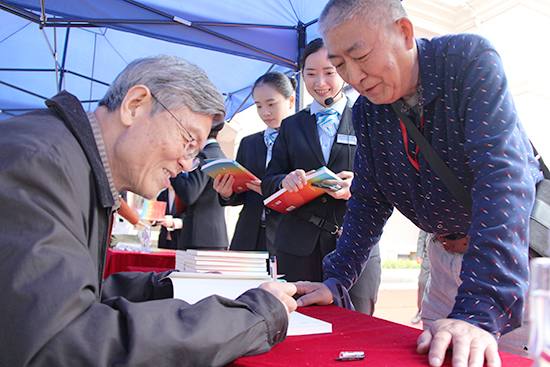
[208,122,224,139]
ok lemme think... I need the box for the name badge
[336,134,357,145]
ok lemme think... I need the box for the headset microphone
[324,83,345,106]
[324,96,334,106]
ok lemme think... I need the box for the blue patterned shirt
[323,34,543,338]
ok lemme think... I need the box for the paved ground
[373,287,423,330]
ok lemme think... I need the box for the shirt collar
[415,38,439,107]
[263,127,278,137]
[204,138,217,147]
[87,111,120,211]
[310,95,347,116]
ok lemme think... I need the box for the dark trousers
[276,232,381,316]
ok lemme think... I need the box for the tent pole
[59,28,70,92]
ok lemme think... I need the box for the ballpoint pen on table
[269,255,277,281]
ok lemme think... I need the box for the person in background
[213,71,295,255]
[117,196,144,227]
[0,54,297,367]
[171,122,229,250]
[261,38,381,315]
[154,185,184,250]
[412,229,430,324]
[295,0,543,365]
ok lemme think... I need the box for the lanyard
[399,115,424,171]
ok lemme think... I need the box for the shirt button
[425,194,430,200]
[272,331,283,343]
[437,224,443,229]
[321,197,328,203]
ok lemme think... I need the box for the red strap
[399,116,424,171]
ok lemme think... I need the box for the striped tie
[315,108,339,138]
[264,130,278,150]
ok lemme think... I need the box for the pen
[335,351,365,361]
[269,255,277,282]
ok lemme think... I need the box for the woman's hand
[324,170,354,200]
[246,180,262,195]
[213,173,235,199]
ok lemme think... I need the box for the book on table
[175,250,269,276]
[263,166,340,213]
[139,199,167,221]
[168,271,332,336]
[201,158,260,194]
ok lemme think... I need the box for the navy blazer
[262,100,356,256]
[155,189,183,250]
[171,141,228,249]
[220,131,283,252]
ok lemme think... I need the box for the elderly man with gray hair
[0,55,297,366]
[295,1,542,367]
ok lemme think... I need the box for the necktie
[264,130,278,150]
[264,130,278,168]
[315,108,339,138]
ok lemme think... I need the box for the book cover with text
[201,159,260,194]
[263,167,339,213]
[140,200,167,221]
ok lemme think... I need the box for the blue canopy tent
[0,0,330,121]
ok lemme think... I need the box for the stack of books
[175,250,269,276]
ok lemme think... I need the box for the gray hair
[98,55,225,124]
[318,0,408,37]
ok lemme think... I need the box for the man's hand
[324,170,354,200]
[417,318,501,367]
[213,173,235,198]
[294,281,334,307]
[258,282,298,316]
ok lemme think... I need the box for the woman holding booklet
[261,38,381,315]
[213,71,296,255]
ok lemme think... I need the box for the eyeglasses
[150,93,201,172]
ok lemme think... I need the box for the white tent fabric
[0,0,330,120]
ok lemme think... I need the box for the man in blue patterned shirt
[296,0,543,366]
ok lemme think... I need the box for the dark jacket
[221,131,283,253]
[0,92,287,366]
[156,189,184,250]
[171,140,229,249]
[262,101,356,257]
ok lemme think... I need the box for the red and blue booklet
[263,166,340,213]
[140,200,167,221]
[201,159,260,194]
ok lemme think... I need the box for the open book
[201,158,260,194]
[168,272,332,336]
[263,166,340,213]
